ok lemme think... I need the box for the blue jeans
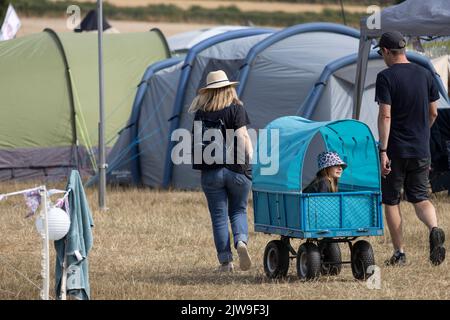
[201,167,252,264]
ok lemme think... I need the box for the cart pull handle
[317,229,330,234]
[357,228,369,233]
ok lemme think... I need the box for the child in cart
[303,151,347,193]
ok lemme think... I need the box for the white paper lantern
[35,207,71,241]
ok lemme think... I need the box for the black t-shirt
[193,104,251,178]
[303,177,332,193]
[375,63,440,158]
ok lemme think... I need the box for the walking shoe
[384,250,406,266]
[217,262,234,272]
[430,227,446,266]
[236,241,252,271]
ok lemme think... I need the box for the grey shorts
[381,158,431,205]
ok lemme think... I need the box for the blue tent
[105,28,274,187]
[104,57,183,185]
[297,51,450,138]
[237,23,361,130]
[104,22,449,190]
[162,23,362,188]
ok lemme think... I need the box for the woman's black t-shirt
[193,104,251,178]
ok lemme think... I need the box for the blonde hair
[317,167,339,192]
[188,86,243,113]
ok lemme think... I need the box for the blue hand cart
[252,117,383,280]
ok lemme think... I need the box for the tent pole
[339,0,347,25]
[97,0,107,210]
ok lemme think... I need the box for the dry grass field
[61,0,368,14]
[16,17,215,38]
[0,181,449,300]
[19,0,369,38]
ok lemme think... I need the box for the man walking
[375,31,446,266]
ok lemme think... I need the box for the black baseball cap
[374,31,406,50]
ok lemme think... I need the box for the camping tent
[106,28,274,187]
[0,29,170,181]
[299,51,449,140]
[107,23,365,189]
[105,22,450,191]
[237,23,361,130]
[105,57,183,185]
[167,26,251,55]
[165,29,275,189]
[237,22,448,186]
[74,9,118,33]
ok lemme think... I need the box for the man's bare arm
[429,101,438,128]
[378,103,391,150]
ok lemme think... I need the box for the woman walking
[189,70,253,272]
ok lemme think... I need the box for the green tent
[0,29,170,180]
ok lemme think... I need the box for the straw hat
[199,70,239,93]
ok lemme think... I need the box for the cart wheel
[296,242,321,281]
[263,240,290,279]
[318,242,342,276]
[351,240,375,280]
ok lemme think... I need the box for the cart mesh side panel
[304,193,378,230]
[342,194,377,228]
[305,196,340,229]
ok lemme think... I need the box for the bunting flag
[24,190,41,218]
[53,189,71,217]
[0,187,70,219]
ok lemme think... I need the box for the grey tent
[106,22,449,191]
[106,28,274,188]
[237,23,361,129]
[237,22,448,187]
[300,52,449,186]
[167,26,251,55]
[107,23,362,189]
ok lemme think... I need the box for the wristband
[379,149,387,153]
